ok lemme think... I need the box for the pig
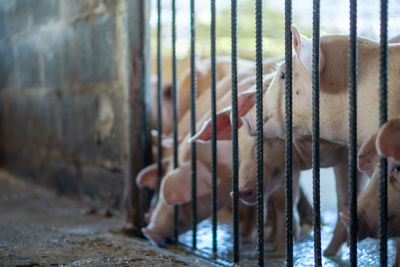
[191,102,314,253]
[193,90,367,256]
[139,140,260,245]
[239,25,400,149]
[238,136,367,256]
[137,71,267,244]
[140,56,284,246]
[151,56,258,136]
[152,135,311,250]
[389,35,400,44]
[151,57,282,163]
[341,118,400,266]
[150,58,282,163]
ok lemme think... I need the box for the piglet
[341,118,400,267]
[194,87,369,256]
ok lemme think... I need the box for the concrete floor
[0,169,215,266]
[0,168,397,266]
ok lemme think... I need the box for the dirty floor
[0,169,215,266]
[0,168,397,266]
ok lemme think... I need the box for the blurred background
[151,0,400,84]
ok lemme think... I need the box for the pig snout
[236,187,257,205]
[141,226,169,247]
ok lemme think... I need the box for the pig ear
[238,88,257,117]
[161,161,213,205]
[291,24,325,77]
[190,107,232,143]
[358,133,379,171]
[376,119,400,161]
[136,158,170,189]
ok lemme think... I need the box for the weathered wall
[0,0,150,213]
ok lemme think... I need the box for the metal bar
[190,0,198,251]
[171,0,180,243]
[284,0,293,266]
[125,0,152,231]
[379,0,388,265]
[210,0,218,256]
[156,0,163,198]
[255,0,264,266]
[312,0,321,266]
[348,0,358,265]
[230,0,239,263]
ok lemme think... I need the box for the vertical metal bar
[284,0,293,266]
[255,0,264,266]
[171,0,180,243]
[312,0,322,266]
[190,0,198,251]
[348,0,358,266]
[230,0,239,263]
[379,0,388,265]
[156,0,163,198]
[125,0,152,230]
[210,0,218,256]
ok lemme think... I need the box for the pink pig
[341,118,400,267]
[193,84,370,256]
[240,25,400,150]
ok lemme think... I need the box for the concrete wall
[0,0,151,216]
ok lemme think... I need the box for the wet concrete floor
[178,168,398,266]
[0,169,215,266]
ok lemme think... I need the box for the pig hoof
[323,247,339,257]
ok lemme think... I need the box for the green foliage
[150,0,312,67]
[196,0,286,59]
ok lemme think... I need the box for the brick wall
[0,0,151,214]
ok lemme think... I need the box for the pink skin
[150,56,275,137]
[138,68,270,245]
[341,119,400,266]
[141,140,260,245]
[194,99,367,256]
[238,136,366,256]
[241,25,400,148]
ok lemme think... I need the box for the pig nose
[142,227,165,247]
[237,188,257,205]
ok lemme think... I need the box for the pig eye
[280,72,285,79]
[392,164,400,173]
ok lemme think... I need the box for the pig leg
[297,186,313,227]
[265,197,277,243]
[272,198,286,252]
[239,203,257,243]
[271,173,301,252]
[323,165,348,256]
[293,172,301,241]
[324,166,366,257]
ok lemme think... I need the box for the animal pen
[0,0,398,266]
[141,0,394,266]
